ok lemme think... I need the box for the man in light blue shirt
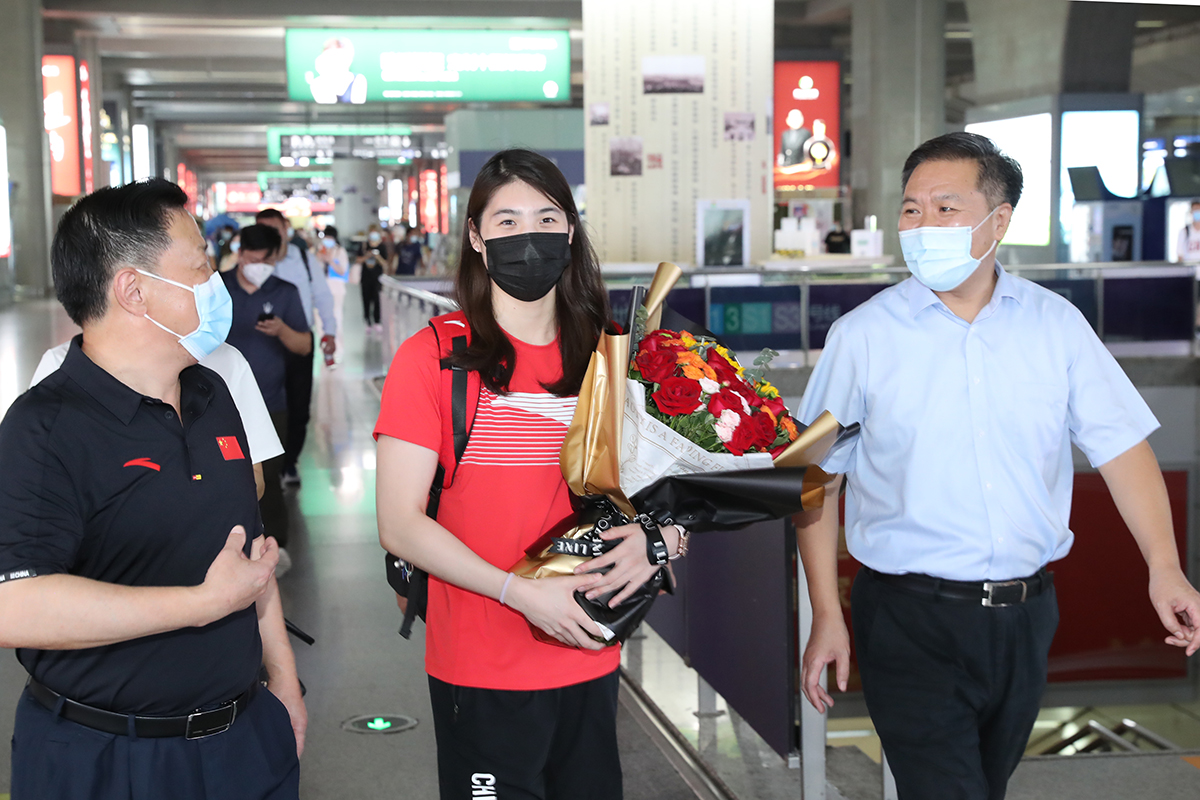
[796,132,1200,799]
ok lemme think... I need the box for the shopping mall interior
[3,1,1200,798]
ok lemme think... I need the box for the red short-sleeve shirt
[374,324,620,690]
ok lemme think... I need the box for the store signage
[42,55,81,196]
[285,28,571,104]
[773,61,841,190]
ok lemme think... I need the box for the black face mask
[483,232,571,302]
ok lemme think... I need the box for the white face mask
[242,262,274,288]
[898,208,998,292]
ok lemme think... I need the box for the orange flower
[781,416,799,441]
[676,351,717,381]
[762,405,778,426]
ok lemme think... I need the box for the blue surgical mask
[1192,210,1200,224]
[230,240,241,253]
[898,209,998,292]
[137,269,233,361]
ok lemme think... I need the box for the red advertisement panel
[773,61,840,190]
[420,168,439,234]
[79,61,94,194]
[224,182,263,212]
[42,55,81,197]
[834,470,1190,690]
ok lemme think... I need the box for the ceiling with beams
[38,0,1200,180]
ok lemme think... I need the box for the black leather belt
[864,566,1053,608]
[27,678,256,739]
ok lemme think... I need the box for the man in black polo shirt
[0,180,304,799]
[222,224,311,560]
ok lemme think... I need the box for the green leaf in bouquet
[633,305,649,344]
[665,407,724,454]
[753,348,780,367]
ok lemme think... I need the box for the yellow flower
[680,331,697,347]
[758,381,780,399]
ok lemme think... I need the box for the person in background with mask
[795,132,1200,799]
[219,232,241,273]
[315,226,349,354]
[1177,199,1200,265]
[222,224,311,574]
[394,224,426,276]
[0,180,303,799]
[375,149,687,799]
[255,208,338,489]
[358,225,388,333]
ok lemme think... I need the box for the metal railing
[380,275,458,363]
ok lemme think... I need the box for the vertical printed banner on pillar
[41,55,82,197]
[583,0,774,266]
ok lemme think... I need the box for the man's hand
[801,612,851,714]
[504,574,608,650]
[266,674,308,758]
[320,334,337,355]
[196,526,278,625]
[575,522,679,607]
[1150,567,1200,656]
[256,317,286,338]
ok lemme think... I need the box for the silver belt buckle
[184,701,237,740]
[981,579,1027,608]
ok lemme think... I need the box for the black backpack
[384,316,474,639]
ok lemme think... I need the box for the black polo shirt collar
[60,335,214,427]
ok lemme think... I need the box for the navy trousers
[11,686,299,800]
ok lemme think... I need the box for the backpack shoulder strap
[424,311,477,515]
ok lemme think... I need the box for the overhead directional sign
[285,28,571,104]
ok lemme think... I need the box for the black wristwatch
[636,514,670,566]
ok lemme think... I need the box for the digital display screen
[1059,109,1140,245]
[773,61,841,190]
[285,29,571,104]
[964,113,1053,246]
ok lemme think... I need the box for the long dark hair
[450,149,609,397]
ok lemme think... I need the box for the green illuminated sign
[366,717,392,730]
[285,28,571,104]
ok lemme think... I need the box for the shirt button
[974,378,981,385]
[998,537,1004,543]
[986,482,993,490]
[978,429,985,438]
[165,411,174,420]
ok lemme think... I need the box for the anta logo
[470,774,497,797]
[123,457,161,472]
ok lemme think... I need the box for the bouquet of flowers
[511,262,854,646]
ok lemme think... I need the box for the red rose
[730,380,764,409]
[707,388,747,418]
[652,377,703,416]
[728,411,777,455]
[635,348,679,384]
[762,396,787,419]
[706,349,740,384]
[643,331,686,353]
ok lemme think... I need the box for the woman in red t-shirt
[374,149,685,799]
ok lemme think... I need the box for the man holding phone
[222,224,311,558]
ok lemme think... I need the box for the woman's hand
[574,522,680,607]
[503,574,607,650]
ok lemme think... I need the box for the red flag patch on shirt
[216,436,245,461]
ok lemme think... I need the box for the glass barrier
[383,261,1198,364]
